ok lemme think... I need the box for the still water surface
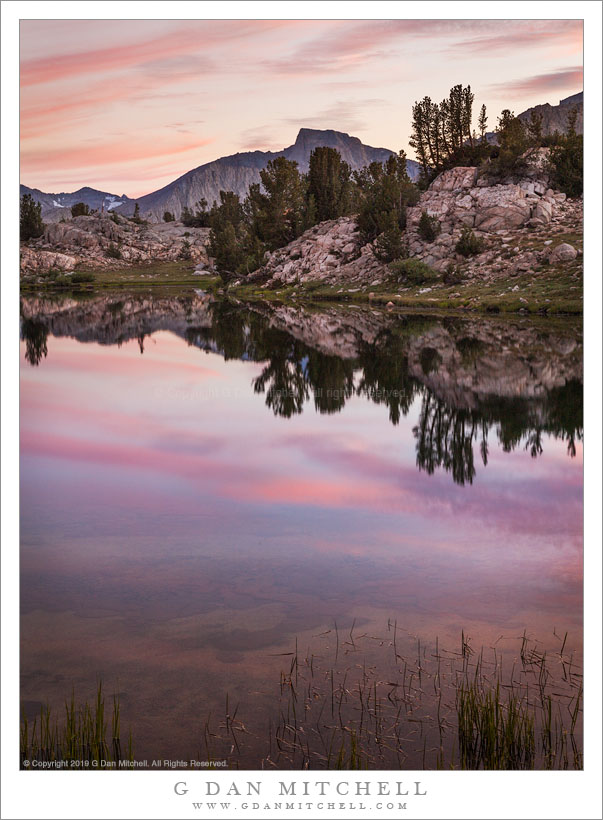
[20,291,583,767]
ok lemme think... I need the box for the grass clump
[417,210,441,242]
[457,680,535,769]
[20,683,133,769]
[71,272,95,284]
[455,227,485,257]
[390,258,440,286]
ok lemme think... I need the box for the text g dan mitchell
[174,780,427,798]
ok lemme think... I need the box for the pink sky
[20,19,583,196]
[20,329,583,656]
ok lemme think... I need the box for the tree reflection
[414,379,583,486]
[20,295,583,485]
[414,395,488,486]
[21,318,48,366]
[356,330,421,425]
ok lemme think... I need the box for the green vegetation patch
[390,258,440,286]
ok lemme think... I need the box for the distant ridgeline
[20,129,421,223]
[18,185,136,223]
[21,91,582,225]
[480,92,583,146]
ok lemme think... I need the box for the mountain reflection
[20,291,583,485]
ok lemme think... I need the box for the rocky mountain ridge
[245,148,581,290]
[480,92,583,145]
[20,147,582,297]
[22,129,420,224]
[518,91,583,136]
[20,185,136,223]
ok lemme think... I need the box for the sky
[20,19,583,197]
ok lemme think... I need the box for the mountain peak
[24,128,421,222]
[294,127,358,146]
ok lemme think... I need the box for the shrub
[390,258,439,286]
[70,202,90,217]
[417,210,441,242]
[372,211,406,262]
[548,136,582,198]
[181,200,211,228]
[106,242,122,259]
[443,263,465,285]
[110,212,120,224]
[180,239,192,260]
[163,211,175,222]
[71,272,95,283]
[455,227,484,257]
[43,267,60,280]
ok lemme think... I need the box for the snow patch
[106,201,123,210]
[52,200,66,208]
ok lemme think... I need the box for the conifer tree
[478,104,488,142]
[20,193,44,241]
[527,110,544,144]
[70,202,89,217]
[307,147,352,222]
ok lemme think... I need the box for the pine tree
[548,112,582,198]
[131,202,143,224]
[478,104,488,142]
[355,151,419,254]
[70,201,89,217]
[566,106,578,138]
[497,110,527,152]
[527,110,544,144]
[307,147,351,222]
[372,210,405,262]
[462,85,475,147]
[20,194,44,241]
[208,191,246,279]
[409,98,432,176]
[252,157,306,249]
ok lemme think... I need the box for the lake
[20,290,583,769]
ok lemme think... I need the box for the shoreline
[20,261,583,315]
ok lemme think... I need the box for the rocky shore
[21,292,581,409]
[20,151,582,315]
[20,214,211,275]
[244,151,582,291]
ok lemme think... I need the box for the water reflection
[21,291,583,486]
[19,289,583,766]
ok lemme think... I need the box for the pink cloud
[20,21,295,87]
[265,20,583,75]
[21,136,211,173]
[489,67,583,96]
[448,20,583,54]
[228,476,402,511]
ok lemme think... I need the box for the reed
[20,683,132,769]
[21,629,582,771]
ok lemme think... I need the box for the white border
[2,3,601,819]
